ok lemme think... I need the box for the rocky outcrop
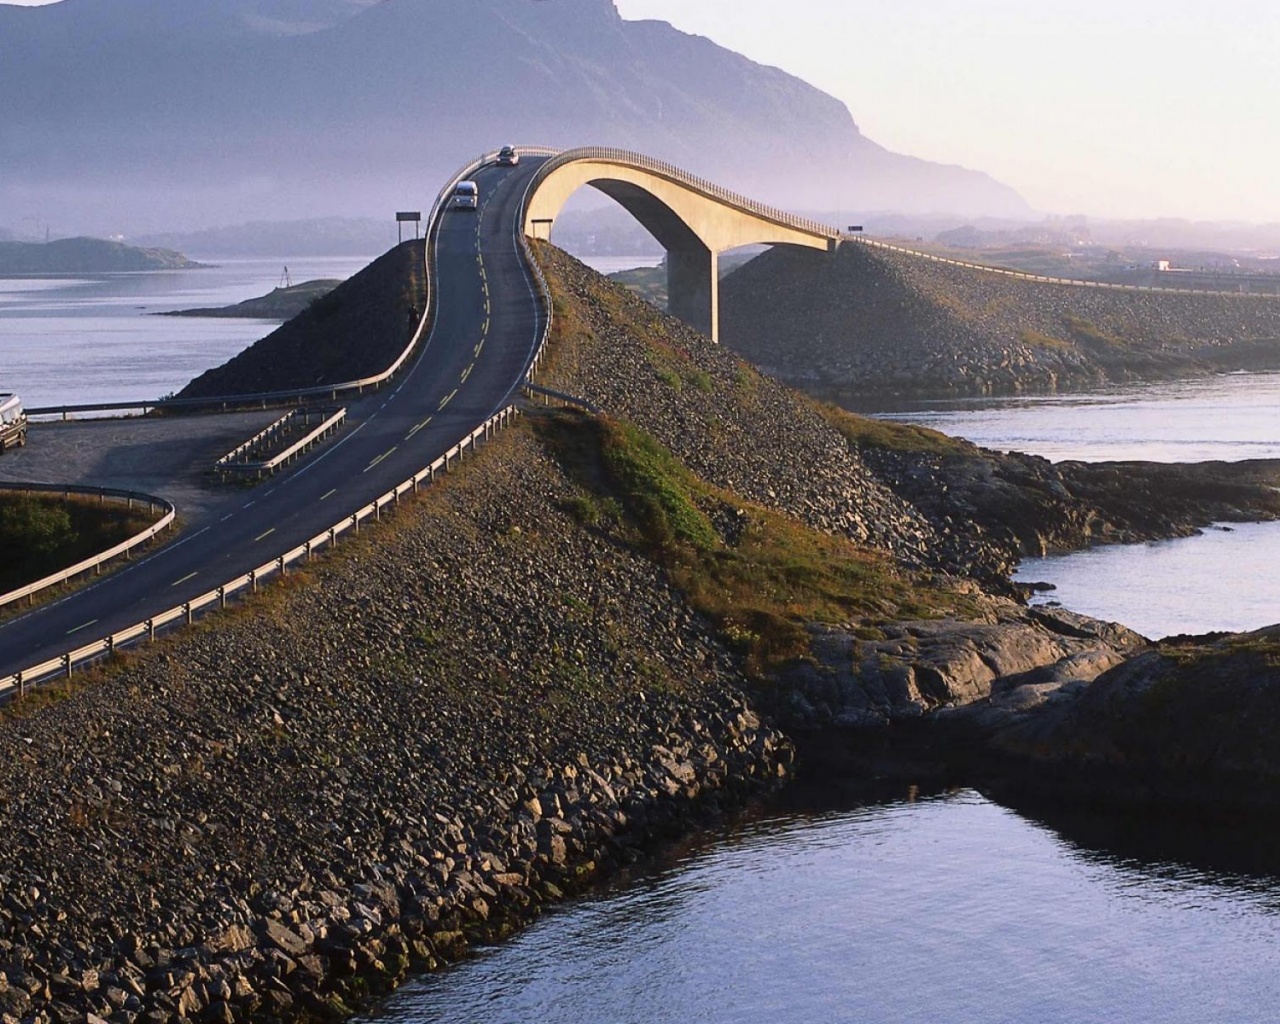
[769,602,1145,732]
[0,429,790,1024]
[721,243,1280,397]
[982,627,1280,811]
[857,440,1280,586]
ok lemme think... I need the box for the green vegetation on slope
[817,402,974,456]
[0,494,158,593]
[537,411,977,677]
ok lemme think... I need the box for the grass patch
[0,494,160,594]
[1064,315,1130,348]
[1020,329,1073,351]
[536,411,979,677]
[817,402,973,456]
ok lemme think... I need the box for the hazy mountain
[1,0,1031,234]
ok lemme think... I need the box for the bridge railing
[843,235,1280,301]
[0,405,521,700]
[524,146,843,244]
[0,484,177,610]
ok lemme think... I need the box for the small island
[0,237,204,274]
[161,279,342,320]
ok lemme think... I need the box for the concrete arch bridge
[522,147,842,341]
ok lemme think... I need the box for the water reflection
[364,784,1280,1024]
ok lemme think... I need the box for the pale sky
[7,0,1278,222]
[613,0,1280,223]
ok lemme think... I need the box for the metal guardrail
[216,408,347,480]
[844,235,1280,301]
[522,383,599,414]
[0,484,176,610]
[27,151,505,421]
[0,406,520,700]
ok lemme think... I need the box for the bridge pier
[668,246,719,341]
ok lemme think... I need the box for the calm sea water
[863,372,1280,463]
[0,256,373,408]
[366,788,1280,1024]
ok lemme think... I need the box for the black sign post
[396,211,422,244]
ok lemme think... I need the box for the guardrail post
[306,541,313,563]
[147,619,155,643]
[107,634,115,656]
[219,586,227,610]
[63,653,72,679]
[250,570,258,594]
[17,672,25,700]
[328,527,336,549]
[375,499,382,522]
[278,556,286,578]
[185,602,193,625]
[353,513,360,536]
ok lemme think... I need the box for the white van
[452,181,479,211]
[0,393,27,452]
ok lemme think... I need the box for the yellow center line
[438,390,457,411]
[66,619,98,636]
[406,415,433,441]
[461,363,474,384]
[254,528,276,542]
[171,571,199,588]
[320,488,337,501]
[363,447,398,474]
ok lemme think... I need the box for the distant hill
[135,218,396,259]
[0,238,202,274]
[0,0,1030,235]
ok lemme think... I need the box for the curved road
[0,156,550,681]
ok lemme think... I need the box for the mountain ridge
[0,0,1031,234]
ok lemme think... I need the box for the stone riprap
[720,243,1280,396]
[0,429,789,1024]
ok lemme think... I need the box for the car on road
[452,180,479,210]
[0,393,27,451]
[496,146,519,167]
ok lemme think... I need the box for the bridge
[523,147,841,341]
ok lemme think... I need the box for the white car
[497,146,520,167]
[452,181,479,210]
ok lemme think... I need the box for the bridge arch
[523,148,840,341]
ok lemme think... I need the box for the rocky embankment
[720,243,1280,396]
[0,430,790,1024]
[178,243,424,399]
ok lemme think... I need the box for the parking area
[0,411,282,526]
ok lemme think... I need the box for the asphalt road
[0,156,549,680]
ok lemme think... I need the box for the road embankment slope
[178,241,425,398]
[720,243,1280,396]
